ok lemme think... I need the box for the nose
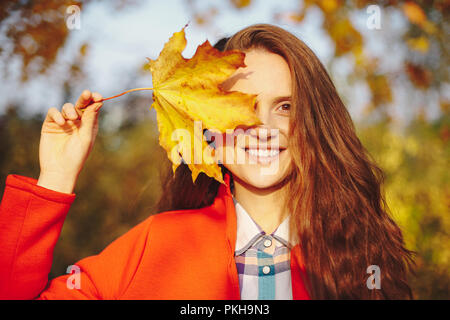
[251,102,277,141]
[249,126,277,143]
[250,107,278,142]
[254,101,270,126]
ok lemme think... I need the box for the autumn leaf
[406,36,429,53]
[405,61,432,89]
[326,18,362,57]
[230,0,251,9]
[402,2,427,27]
[147,27,260,184]
[99,28,260,183]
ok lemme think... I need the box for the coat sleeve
[0,174,155,300]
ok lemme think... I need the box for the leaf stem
[100,87,153,102]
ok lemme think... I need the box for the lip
[245,145,287,150]
[241,147,286,164]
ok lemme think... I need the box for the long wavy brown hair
[156,24,415,299]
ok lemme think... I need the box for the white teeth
[247,149,280,157]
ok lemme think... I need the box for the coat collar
[213,172,311,300]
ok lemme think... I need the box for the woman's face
[218,49,293,189]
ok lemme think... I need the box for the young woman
[0,24,414,300]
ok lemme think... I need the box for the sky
[0,0,443,124]
[0,0,334,116]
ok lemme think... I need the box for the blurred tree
[187,0,449,120]
[0,0,448,299]
[0,0,141,81]
[0,0,81,81]
[357,114,450,299]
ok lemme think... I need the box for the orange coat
[0,173,310,300]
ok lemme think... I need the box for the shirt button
[262,265,271,274]
[263,238,272,247]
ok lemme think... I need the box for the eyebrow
[271,96,292,104]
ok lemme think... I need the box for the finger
[74,90,93,111]
[82,102,103,118]
[92,92,103,111]
[84,92,103,113]
[92,92,103,103]
[61,103,79,120]
[81,102,102,133]
[46,107,65,126]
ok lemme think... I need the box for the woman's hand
[37,90,103,194]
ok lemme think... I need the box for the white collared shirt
[233,198,294,300]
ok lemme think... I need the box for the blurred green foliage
[1,106,448,299]
[357,116,450,299]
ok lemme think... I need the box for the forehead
[222,49,292,97]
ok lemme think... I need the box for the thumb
[80,91,102,128]
[80,101,102,134]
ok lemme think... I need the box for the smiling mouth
[242,147,286,164]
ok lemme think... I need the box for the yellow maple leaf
[407,36,429,53]
[402,2,426,26]
[147,28,260,184]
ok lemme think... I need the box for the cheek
[274,117,290,135]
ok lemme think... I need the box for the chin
[237,171,289,190]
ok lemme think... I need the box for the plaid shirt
[233,198,294,300]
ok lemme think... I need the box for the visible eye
[276,103,291,114]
